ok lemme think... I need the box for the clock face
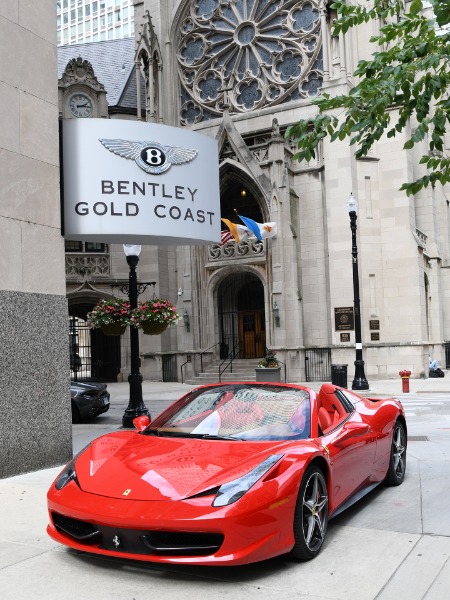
[68,93,94,118]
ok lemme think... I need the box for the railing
[208,239,265,263]
[218,342,240,382]
[180,342,222,383]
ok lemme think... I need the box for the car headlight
[212,454,283,507]
[54,445,89,490]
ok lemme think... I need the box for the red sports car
[47,382,407,565]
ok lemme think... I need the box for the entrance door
[218,272,265,359]
[239,311,266,358]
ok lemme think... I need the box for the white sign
[62,119,220,244]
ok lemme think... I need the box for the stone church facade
[61,0,450,387]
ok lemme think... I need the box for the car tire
[384,420,407,486]
[71,404,81,424]
[290,465,328,561]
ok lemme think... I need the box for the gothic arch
[206,265,268,358]
[217,112,273,215]
[67,284,121,382]
[219,160,268,222]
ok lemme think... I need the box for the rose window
[177,0,322,124]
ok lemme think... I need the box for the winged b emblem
[99,138,198,175]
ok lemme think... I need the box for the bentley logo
[112,535,120,548]
[123,489,131,496]
[99,138,198,175]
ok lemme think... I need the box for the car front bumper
[47,477,297,566]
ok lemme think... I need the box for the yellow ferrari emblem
[322,444,330,455]
[123,489,131,496]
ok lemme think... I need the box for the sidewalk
[1,377,449,599]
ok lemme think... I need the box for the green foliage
[285,0,450,195]
[257,349,280,368]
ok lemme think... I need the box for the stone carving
[177,0,323,124]
[208,239,265,262]
[59,56,106,91]
[66,255,110,278]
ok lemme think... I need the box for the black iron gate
[69,316,121,382]
[445,341,450,369]
[219,312,239,358]
[162,354,177,382]
[305,348,332,382]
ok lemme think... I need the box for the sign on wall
[334,307,355,331]
[62,119,220,244]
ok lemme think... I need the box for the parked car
[49,381,406,565]
[70,381,110,423]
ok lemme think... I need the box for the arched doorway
[218,272,266,359]
[69,302,121,382]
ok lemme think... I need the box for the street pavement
[1,377,450,599]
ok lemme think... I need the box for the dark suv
[70,381,110,423]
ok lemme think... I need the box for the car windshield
[147,385,311,441]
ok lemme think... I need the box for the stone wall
[0,291,72,478]
[0,2,72,477]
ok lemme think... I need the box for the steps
[185,359,260,386]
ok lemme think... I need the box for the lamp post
[347,194,369,391]
[122,244,150,427]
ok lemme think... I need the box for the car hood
[74,431,296,501]
[71,381,107,393]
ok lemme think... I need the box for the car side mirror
[335,422,370,446]
[133,415,151,431]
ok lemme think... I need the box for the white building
[58,0,450,388]
[57,0,134,46]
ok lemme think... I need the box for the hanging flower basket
[141,321,169,336]
[86,297,131,335]
[100,322,127,336]
[130,298,180,335]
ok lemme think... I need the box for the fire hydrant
[399,370,411,393]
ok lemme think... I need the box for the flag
[259,221,277,239]
[237,215,277,241]
[237,215,262,241]
[221,218,251,243]
[220,230,233,245]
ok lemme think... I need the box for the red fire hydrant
[399,370,412,393]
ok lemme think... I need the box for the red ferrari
[47,382,407,565]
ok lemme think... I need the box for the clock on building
[68,93,94,118]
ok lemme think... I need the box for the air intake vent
[52,512,101,543]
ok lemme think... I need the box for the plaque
[371,332,380,341]
[340,332,350,342]
[334,307,355,331]
[370,320,380,330]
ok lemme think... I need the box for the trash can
[331,364,348,388]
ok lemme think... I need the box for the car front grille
[52,512,101,543]
[141,531,224,555]
[52,512,223,557]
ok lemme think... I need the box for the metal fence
[445,341,450,369]
[69,316,121,382]
[305,348,332,382]
[162,354,178,382]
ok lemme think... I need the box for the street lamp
[122,244,150,427]
[347,193,369,391]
